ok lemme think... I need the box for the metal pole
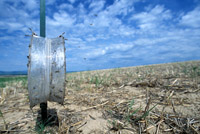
[40,0,46,37]
[40,0,47,122]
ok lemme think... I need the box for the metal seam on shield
[46,38,51,100]
[49,38,52,99]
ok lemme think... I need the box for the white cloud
[106,0,135,16]
[0,0,39,33]
[85,48,106,58]
[118,25,135,36]
[131,5,172,30]
[179,7,200,28]
[0,0,38,13]
[89,0,134,27]
[68,0,76,4]
[46,0,56,5]
[21,0,38,11]
[47,11,75,27]
[73,0,136,38]
[84,43,133,59]
[110,53,133,59]
[8,22,24,31]
[86,35,98,42]
[89,0,105,13]
[67,37,85,45]
[44,0,137,40]
[85,34,109,42]
[92,13,112,27]
[58,3,74,11]
[78,3,87,15]
[105,43,133,51]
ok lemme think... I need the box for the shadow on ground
[35,108,59,132]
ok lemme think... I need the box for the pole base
[40,102,47,122]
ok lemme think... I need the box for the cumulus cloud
[86,49,106,58]
[68,0,76,4]
[105,43,133,52]
[0,0,39,33]
[179,7,200,28]
[46,10,77,37]
[46,0,56,5]
[90,0,134,26]
[84,43,134,59]
[89,0,105,13]
[67,37,85,45]
[131,5,172,29]
[106,0,135,16]
[47,11,75,27]
[58,3,74,11]
[21,0,38,11]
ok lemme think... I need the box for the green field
[0,76,27,88]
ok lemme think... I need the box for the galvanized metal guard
[27,0,66,122]
[28,36,66,108]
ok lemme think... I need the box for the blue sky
[0,0,200,71]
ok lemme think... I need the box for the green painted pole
[40,0,47,122]
[40,0,46,37]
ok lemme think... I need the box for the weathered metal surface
[28,35,66,108]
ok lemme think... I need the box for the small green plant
[180,63,188,75]
[191,66,198,78]
[108,98,157,130]
[125,98,141,123]
[35,116,54,134]
[90,75,103,87]
[35,122,46,134]
[126,98,157,124]
[108,119,124,131]
[134,104,157,122]
[0,109,7,130]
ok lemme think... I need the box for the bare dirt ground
[0,61,200,134]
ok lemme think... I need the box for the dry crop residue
[0,60,200,133]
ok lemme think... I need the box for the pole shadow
[35,108,59,131]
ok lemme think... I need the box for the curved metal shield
[28,35,66,108]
